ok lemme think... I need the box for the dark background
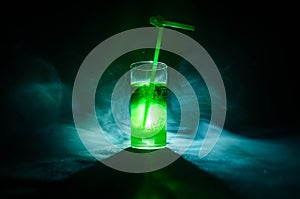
[1,1,299,198]
[2,1,298,133]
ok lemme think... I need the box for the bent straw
[150,15,195,31]
[142,16,195,128]
[142,27,163,128]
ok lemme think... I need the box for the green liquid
[130,82,167,149]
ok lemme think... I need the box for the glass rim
[130,61,168,71]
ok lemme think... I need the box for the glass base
[131,134,166,150]
[131,144,166,150]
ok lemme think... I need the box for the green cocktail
[130,61,167,149]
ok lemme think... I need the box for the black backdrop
[3,1,298,133]
[1,1,299,198]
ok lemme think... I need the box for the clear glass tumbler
[130,61,168,149]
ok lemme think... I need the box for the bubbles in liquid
[131,103,166,138]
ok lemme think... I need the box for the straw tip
[149,16,164,28]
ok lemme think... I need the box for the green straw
[150,15,195,31]
[142,16,195,128]
[142,27,163,127]
[150,27,164,82]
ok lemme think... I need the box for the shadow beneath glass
[11,148,244,199]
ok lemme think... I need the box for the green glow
[143,15,195,128]
[142,28,164,128]
[131,103,166,137]
[150,15,195,31]
[132,16,195,149]
[151,27,163,82]
[131,82,167,149]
